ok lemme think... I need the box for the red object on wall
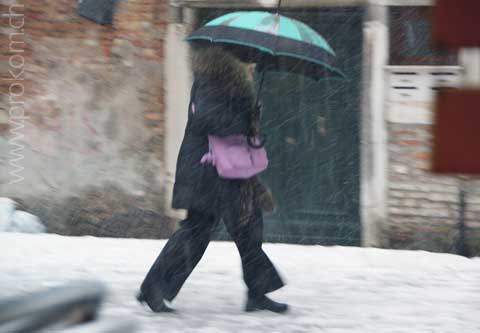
[432,0,480,48]
[432,89,480,174]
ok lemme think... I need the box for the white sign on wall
[386,66,463,124]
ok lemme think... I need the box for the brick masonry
[0,0,175,237]
[387,123,480,255]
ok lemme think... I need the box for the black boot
[136,291,175,313]
[245,293,289,314]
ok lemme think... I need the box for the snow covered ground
[1,233,480,333]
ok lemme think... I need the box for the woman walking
[137,46,288,313]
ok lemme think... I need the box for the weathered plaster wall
[0,0,175,237]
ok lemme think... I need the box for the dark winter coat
[171,47,275,218]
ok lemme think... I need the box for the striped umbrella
[186,10,345,80]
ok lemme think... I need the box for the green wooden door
[259,8,363,245]
[199,7,364,245]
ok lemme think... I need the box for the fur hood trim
[192,46,255,100]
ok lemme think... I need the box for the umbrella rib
[273,51,346,78]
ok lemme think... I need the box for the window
[389,7,458,66]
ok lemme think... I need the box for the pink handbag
[200,135,268,179]
[192,102,268,179]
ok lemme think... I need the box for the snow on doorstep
[0,197,46,233]
[0,233,479,333]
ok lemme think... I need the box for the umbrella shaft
[255,69,266,108]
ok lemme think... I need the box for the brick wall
[0,0,175,237]
[387,123,480,255]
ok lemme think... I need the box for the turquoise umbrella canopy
[186,11,344,79]
[205,11,335,55]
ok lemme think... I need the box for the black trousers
[140,206,284,302]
